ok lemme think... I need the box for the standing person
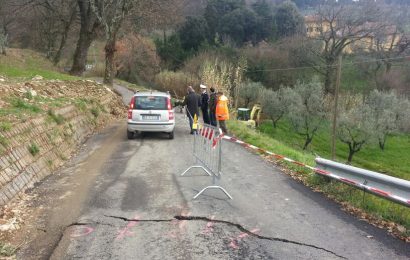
[183,86,201,134]
[200,84,210,125]
[209,87,217,126]
[216,91,229,134]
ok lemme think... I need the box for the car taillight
[167,97,174,120]
[129,97,135,109]
[128,109,132,119]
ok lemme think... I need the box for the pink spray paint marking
[70,226,94,238]
[167,208,191,238]
[116,215,140,240]
[229,228,260,250]
[202,215,215,234]
[178,211,191,230]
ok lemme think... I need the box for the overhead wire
[245,55,410,72]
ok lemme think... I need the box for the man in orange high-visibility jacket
[216,91,229,134]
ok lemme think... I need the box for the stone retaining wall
[0,93,117,206]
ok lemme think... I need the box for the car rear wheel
[168,131,174,140]
[127,130,134,140]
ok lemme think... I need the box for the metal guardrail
[181,123,232,199]
[315,158,410,207]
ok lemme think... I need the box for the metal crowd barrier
[181,123,232,199]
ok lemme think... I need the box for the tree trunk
[70,0,99,76]
[303,136,312,150]
[54,28,70,65]
[70,31,94,75]
[324,65,334,94]
[103,36,116,85]
[347,148,355,164]
[54,10,77,65]
[379,137,386,151]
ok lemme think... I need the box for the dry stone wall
[0,93,120,207]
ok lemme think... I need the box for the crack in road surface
[66,215,346,259]
[175,216,346,259]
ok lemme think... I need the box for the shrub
[116,34,161,84]
[28,143,40,156]
[90,107,100,118]
[154,70,198,98]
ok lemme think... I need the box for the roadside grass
[0,241,16,257]
[257,120,410,180]
[0,97,43,121]
[226,120,410,233]
[0,49,78,80]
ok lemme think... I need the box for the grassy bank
[227,120,410,236]
[257,120,410,180]
[0,49,78,80]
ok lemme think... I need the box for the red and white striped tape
[222,135,410,206]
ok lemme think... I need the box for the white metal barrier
[181,123,232,199]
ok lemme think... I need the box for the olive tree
[287,79,327,150]
[367,90,410,150]
[259,87,289,128]
[238,81,263,108]
[338,98,376,163]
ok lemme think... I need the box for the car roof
[133,91,170,97]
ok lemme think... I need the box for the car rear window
[135,96,167,110]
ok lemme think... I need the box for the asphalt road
[17,85,409,260]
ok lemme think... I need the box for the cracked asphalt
[17,85,409,259]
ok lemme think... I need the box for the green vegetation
[227,119,410,231]
[0,122,12,131]
[0,97,42,121]
[0,49,78,80]
[10,98,41,113]
[90,107,100,118]
[47,109,65,125]
[28,143,40,156]
[257,120,410,180]
[0,242,16,257]
[0,135,8,147]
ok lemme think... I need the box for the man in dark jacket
[200,84,210,125]
[209,87,217,126]
[183,86,201,134]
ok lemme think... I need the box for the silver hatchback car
[127,91,175,139]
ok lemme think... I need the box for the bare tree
[89,0,137,85]
[90,0,185,85]
[356,5,410,91]
[305,2,384,93]
[70,0,101,76]
[39,0,78,65]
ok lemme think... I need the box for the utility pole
[331,55,342,160]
